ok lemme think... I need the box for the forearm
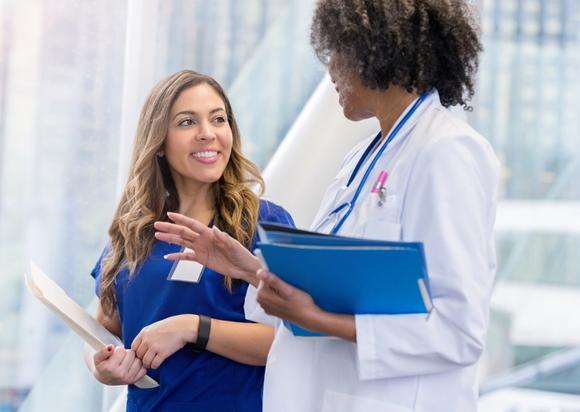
[239,257,262,288]
[205,320,275,365]
[95,301,122,338]
[299,309,357,343]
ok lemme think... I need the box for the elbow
[234,327,274,366]
[244,352,269,366]
[453,330,485,367]
[236,344,271,366]
[247,335,274,366]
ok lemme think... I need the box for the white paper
[167,248,204,283]
[24,263,159,389]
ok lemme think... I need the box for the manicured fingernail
[107,345,113,352]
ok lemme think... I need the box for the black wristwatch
[191,315,211,352]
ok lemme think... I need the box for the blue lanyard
[328,91,430,235]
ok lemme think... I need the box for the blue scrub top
[91,200,294,412]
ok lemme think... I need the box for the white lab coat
[246,90,500,412]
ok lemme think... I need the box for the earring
[156,151,164,158]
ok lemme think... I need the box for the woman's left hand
[256,270,357,342]
[131,314,198,369]
[256,270,321,326]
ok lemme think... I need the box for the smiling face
[164,83,233,192]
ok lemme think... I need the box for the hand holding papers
[24,263,159,388]
[257,223,433,336]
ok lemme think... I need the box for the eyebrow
[172,108,226,121]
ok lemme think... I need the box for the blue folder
[256,222,433,336]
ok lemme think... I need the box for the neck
[173,176,215,224]
[373,86,420,142]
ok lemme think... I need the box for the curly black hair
[311,0,482,110]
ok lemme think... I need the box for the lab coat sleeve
[355,134,500,380]
[244,200,295,327]
[244,284,281,327]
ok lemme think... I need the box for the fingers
[94,346,143,385]
[133,336,148,360]
[126,357,147,383]
[162,251,197,261]
[166,212,208,233]
[142,349,156,369]
[154,220,199,241]
[154,221,199,241]
[131,334,142,353]
[150,353,164,370]
[93,344,114,365]
[119,347,136,371]
[212,226,229,246]
[110,346,128,366]
[112,349,144,384]
[256,279,285,314]
[257,270,293,298]
[154,232,197,248]
[130,365,148,384]
[132,327,166,369]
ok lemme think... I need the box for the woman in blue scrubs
[88,70,293,411]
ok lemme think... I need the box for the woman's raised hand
[154,212,262,285]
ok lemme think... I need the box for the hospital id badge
[167,248,204,283]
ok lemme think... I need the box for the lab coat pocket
[359,193,402,241]
[321,390,413,412]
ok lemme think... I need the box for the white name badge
[167,248,204,283]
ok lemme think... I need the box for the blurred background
[0,0,579,411]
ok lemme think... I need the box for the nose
[197,120,216,141]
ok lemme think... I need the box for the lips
[190,150,219,164]
[192,150,218,159]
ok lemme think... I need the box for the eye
[177,118,195,127]
[213,116,227,124]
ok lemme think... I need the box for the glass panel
[150,0,326,167]
[0,0,127,410]
[477,0,580,398]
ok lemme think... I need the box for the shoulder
[258,199,295,227]
[91,244,111,280]
[412,107,500,198]
[417,107,500,182]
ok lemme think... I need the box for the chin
[343,108,368,122]
[199,174,223,184]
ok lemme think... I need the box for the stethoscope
[316,91,430,235]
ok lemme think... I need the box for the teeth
[192,151,217,158]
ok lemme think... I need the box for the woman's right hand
[154,212,262,286]
[92,345,147,385]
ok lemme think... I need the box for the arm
[353,135,500,380]
[206,319,275,365]
[95,300,122,338]
[254,269,357,342]
[131,314,274,368]
[254,135,499,380]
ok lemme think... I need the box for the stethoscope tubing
[328,91,430,235]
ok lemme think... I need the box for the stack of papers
[256,223,433,336]
[24,263,159,388]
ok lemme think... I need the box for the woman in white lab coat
[155,0,500,411]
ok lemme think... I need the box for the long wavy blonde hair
[99,70,264,317]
